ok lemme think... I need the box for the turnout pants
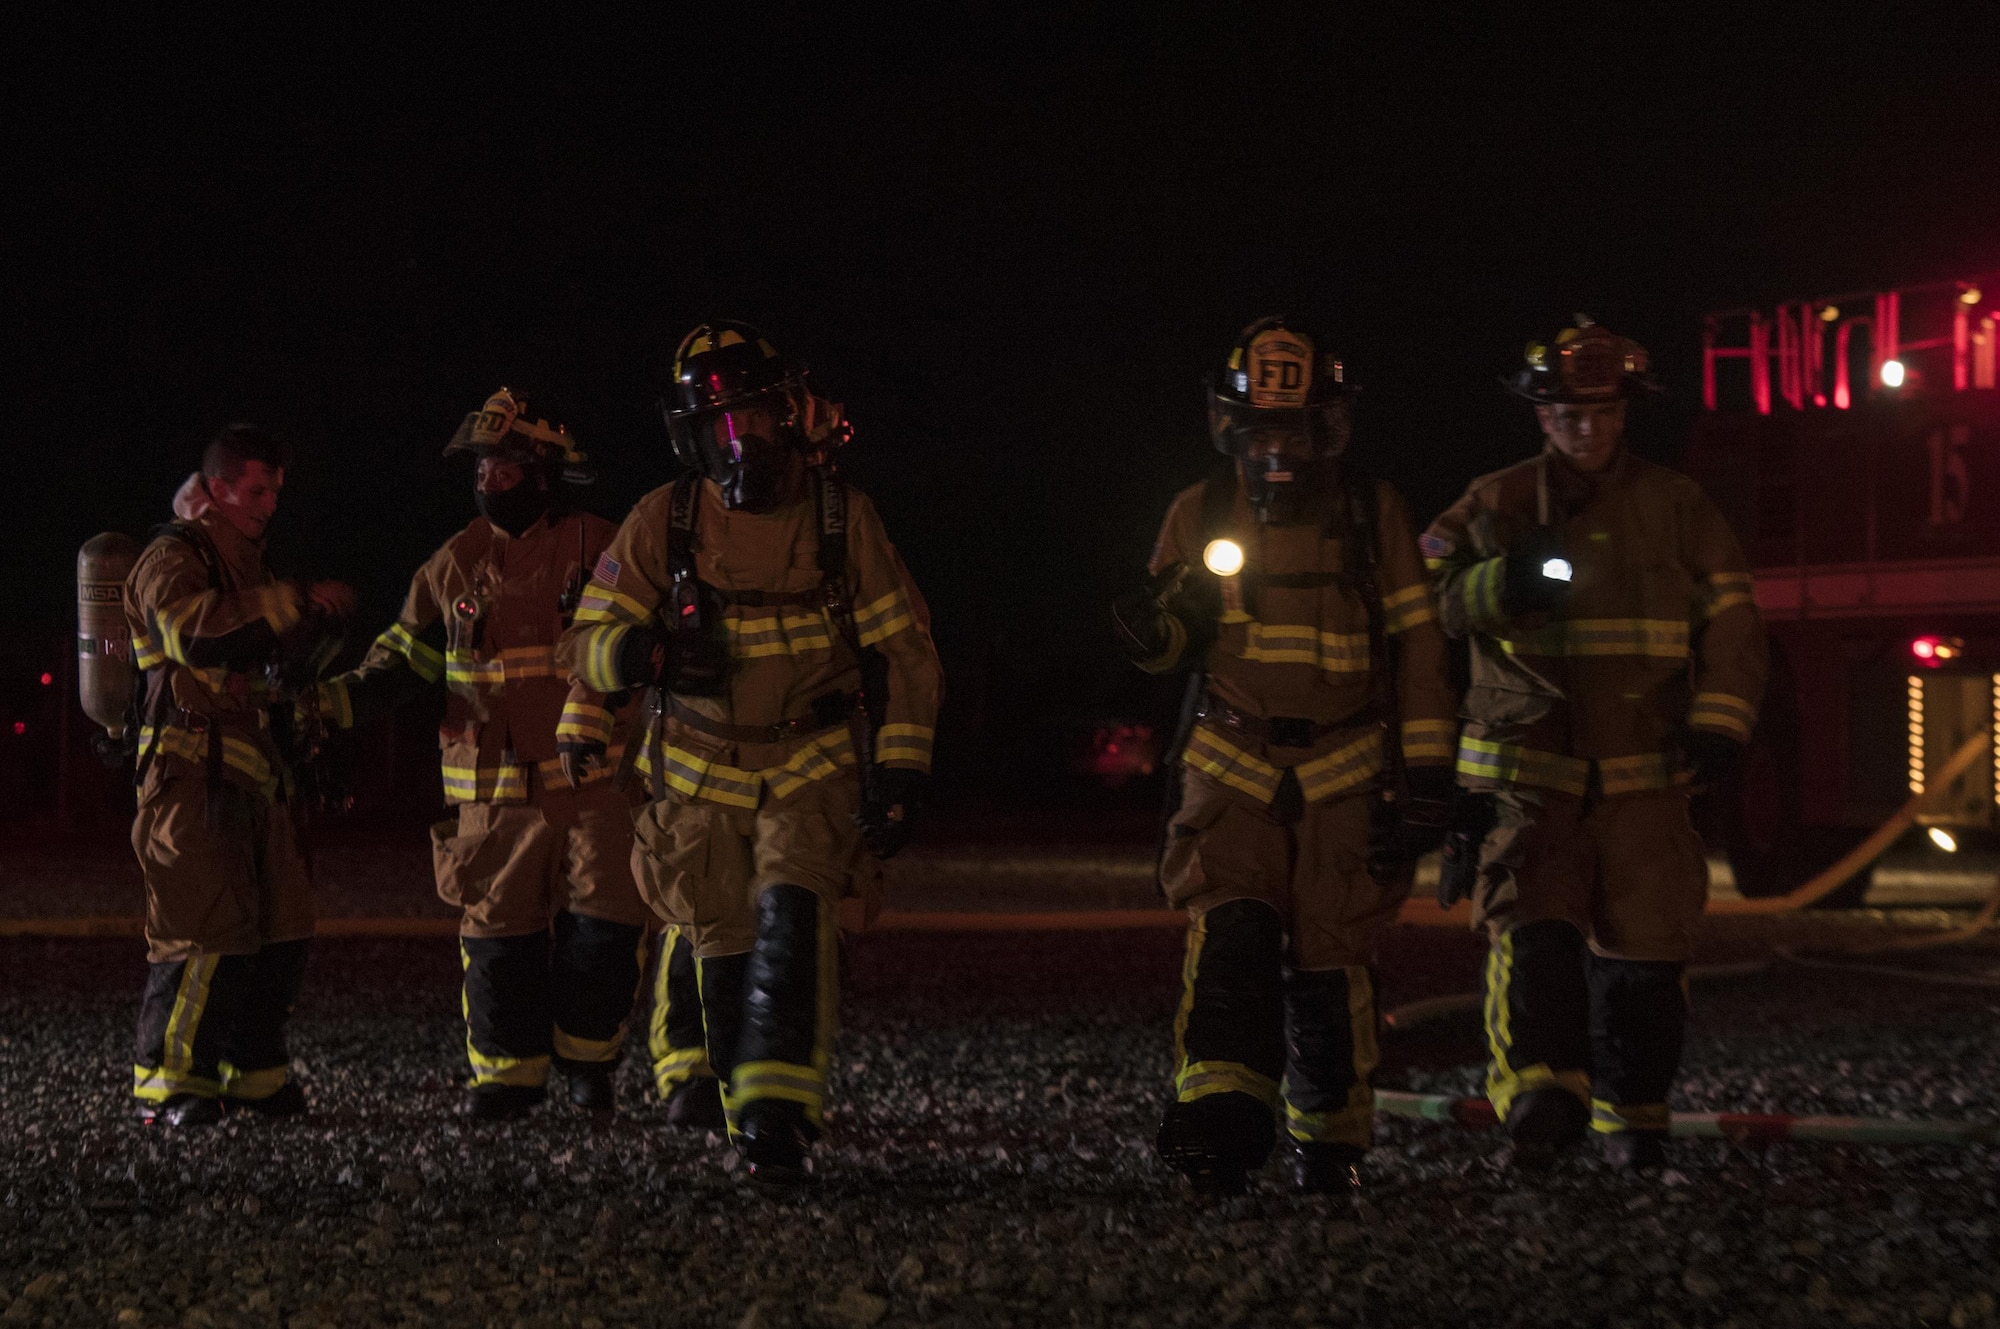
[647,925,716,1098]
[631,774,864,1139]
[431,785,653,1090]
[1471,784,1707,1133]
[130,767,314,1106]
[1159,769,1407,1150]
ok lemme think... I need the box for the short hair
[202,424,291,483]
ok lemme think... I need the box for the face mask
[475,477,550,536]
[1242,452,1333,525]
[709,432,796,512]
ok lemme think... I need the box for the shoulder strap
[151,520,226,592]
[666,476,699,581]
[1197,458,1238,543]
[815,469,856,638]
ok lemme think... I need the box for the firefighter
[1424,318,1767,1171]
[125,424,354,1126]
[557,321,942,1183]
[320,390,656,1121]
[1112,318,1458,1196]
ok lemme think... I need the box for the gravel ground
[3,927,2000,1328]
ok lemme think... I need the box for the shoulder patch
[1419,533,1455,560]
[592,553,621,587]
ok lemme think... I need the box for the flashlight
[1928,826,1960,853]
[1203,539,1246,577]
[1541,557,1573,582]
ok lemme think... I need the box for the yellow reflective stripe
[578,623,632,692]
[653,1046,714,1093]
[556,700,615,743]
[1598,751,1681,795]
[1689,691,1756,742]
[1702,572,1756,619]
[1455,736,1589,795]
[1295,728,1385,803]
[1591,1098,1671,1134]
[854,588,915,647]
[874,722,934,770]
[534,746,625,789]
[576,581,651,624]
[1176,1059,1281,1107]
[724,610,834,659]
[138,725,280,799]
[460,940,550,1088]
[1498,617,1690,660]
[1461,558,1507,630]
[155,591,212,665]
[219,1062,289,1100]
[318,677,354,730]
[440,762,530,804]
[763,728,858,802]
[1171,917,1204,1081]
[1238,623,1372,673]
[1181,724,1283,803]
[1401,718,1456,763]
[641,743,763,809]
[553,1025,625,1064]
[1484,937,1593,1121]
[1423,556,1448,573]
[167,954,217,1090]
[132,630,165,670]
[1382,582,1437,635]
[133,1066,222,1102]
[377,623,444,682]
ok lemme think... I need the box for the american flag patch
[1418,534,1454,559]
[592,553,621,587]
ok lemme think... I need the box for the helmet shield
[670,388,802,512]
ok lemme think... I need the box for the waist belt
[666,691,859,745]
[1198,692,1377,749]
[714,587,825,609]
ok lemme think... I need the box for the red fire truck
[1687,274,2000,898]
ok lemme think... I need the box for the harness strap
[666,691,859,745]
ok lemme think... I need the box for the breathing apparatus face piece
[1217,409,1349,524]
[684,390,804,512]
[1207,321,1355,524]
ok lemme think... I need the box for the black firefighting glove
[858,767,929,860]
[1436,790,1500,907]
[1111,563,1189,665]
[558,736,608,790]
[1683,730,1744,793]
[1500,526,1570,619]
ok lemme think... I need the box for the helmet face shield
[1207,393,1352,463]
[670,390,801,511]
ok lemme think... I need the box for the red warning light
[10,722,23,736]
[1913,636,1938,660]
[1912,635,1963,665]
[38,672,52,686]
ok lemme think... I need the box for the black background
[9,8,2000,808]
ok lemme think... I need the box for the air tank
[77,532,141,735]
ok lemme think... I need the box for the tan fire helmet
[1503,316,1660,403]
[446,387,595,483]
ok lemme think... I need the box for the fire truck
[1687,274,2000,899]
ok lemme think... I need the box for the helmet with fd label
[1207,316,1355,523]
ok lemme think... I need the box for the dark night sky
[9,9,2000,782]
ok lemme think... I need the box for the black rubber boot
[1156,1093,1276,1198]
[563,1062,617,1113]
[1504,1087,1592,1170]
[1589,953,1687,1148]
[217,939,310,1101]
[136,1093,224,1127]
[1600,1129,1669,1172]
[1292,1142,1366,1195]
[664,1076,727,1131]
[460,1084,547,1122]
[461,932,553,1100]
[731,885,832,1185]
[697,952,750,1089]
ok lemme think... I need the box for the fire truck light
[38,672,51,686]
[1541,557,1573,582]
[1911,635,1958,662]
[1928,827,1959,853]
[1913,638,1936,660]
[1202,538,1246,577]
[1819,305,1841,322]
[1962,287,1983,305]
[1880,359,1907,388]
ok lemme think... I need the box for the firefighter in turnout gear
[1423,318,1767,1170]
[322,390,655,1121]
[124,425,355,1126]
[1114,318,1458,1196]
[557,321,942,1183]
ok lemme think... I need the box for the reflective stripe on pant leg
[1484,921,1593,1120]
[219,938,310,1100]
[698,950,750,1129]
[1172,900,1284,1108]
[1282,965,1379,1148]
[134,955,226,1101]
[649,927,716,1093]
[460,935,552,1089]
[550,911,647,1065]
[728,885,837,1136]
[1588,954,1687,1134]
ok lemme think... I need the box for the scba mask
[683,391,803,513]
